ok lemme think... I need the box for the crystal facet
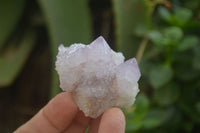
[55,36,141,118]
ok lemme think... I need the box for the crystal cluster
[55,36,141,118]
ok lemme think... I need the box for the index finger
[15,92,78,133]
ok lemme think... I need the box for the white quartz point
[115,58,140,108]
[55,36,141,118]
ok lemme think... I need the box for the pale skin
[15,92,125,133]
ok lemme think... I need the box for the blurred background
[0,0,200,132]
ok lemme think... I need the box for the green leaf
[149,64,173,89]
[38,0,92,97]
[153,83,180,106]
[166,8,193,27]
[175,8,192,24]
[177,36,198,51]
[126,119,143,132]
[163,27,183,45]
[0,31,36,87]
[158,6,171,21]
[0,0,26,49]
[143,109,166,129]
[143,107,179,130]
[149,30,163,46]
[149,27,183,46]
[125,94,149,131]
[113,0,152,58]
[132,94,150,120]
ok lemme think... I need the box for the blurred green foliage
[0,0,200,132]
[0,31,36,87]
[113,0,152,58]
[0,0,26,49]
[126,0,200,132]
[38,0,92,97]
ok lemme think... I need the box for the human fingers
[98,108,125,133]
[88,116,101,133]
[15,92,78,133]
[62,110,91,133]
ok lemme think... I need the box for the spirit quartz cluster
[55,36,141,118]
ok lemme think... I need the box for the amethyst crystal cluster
[56,36,141,118]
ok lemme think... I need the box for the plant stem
[136,36,149,64]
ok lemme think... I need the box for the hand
[15,92,125,133]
